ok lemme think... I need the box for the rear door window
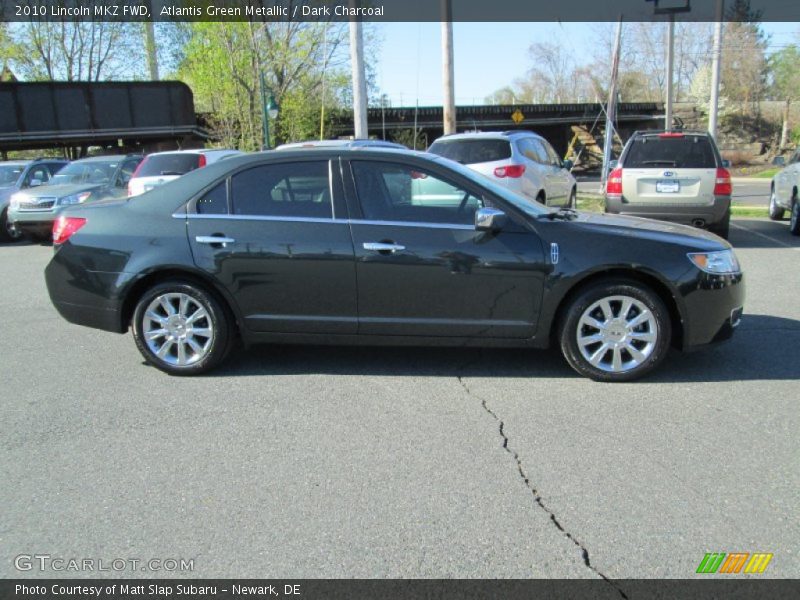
[230,161,332,219]
[428,139,512,165]
[624,135,717,169]
[138,154,202,177]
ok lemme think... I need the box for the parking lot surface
[1,218,798,585]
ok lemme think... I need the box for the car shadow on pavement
[729,218,800,249]
[212,314,800,383]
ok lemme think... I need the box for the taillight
[606,167,623,195]
[198,154,207,168]
[494,164,526,178]
[658,132,685,138]
[128,158,147,196]
[53,216,86,245]
[713,167,732,196]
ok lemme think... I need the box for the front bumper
[680,270,745,350]
[605,195,731,227]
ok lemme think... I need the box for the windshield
[0,165,24,187]
[428,139,512,165]
[137,154,202,177]
[51,160,119,186]
[430,155,549,217]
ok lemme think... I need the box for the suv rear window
[623,135,718,169]
[137,154,202,177]
[428,139,512,165]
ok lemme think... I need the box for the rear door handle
[196,235,235,247]
[363,242,405,253]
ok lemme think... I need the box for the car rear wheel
[768,189,785,221]
[559,281,671,382]
[132,281,233,375]
[709,210,730,240]
[0,208,24,243]
[791,200,800,236]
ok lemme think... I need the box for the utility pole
[665,14,675,130]
[144,1,159,80]
[602,17,623,191]
[349,6,368,139]
[441,0,456,135]
[708,0,724,141]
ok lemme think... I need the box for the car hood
[18,183,104,199]
[563,211,730,251]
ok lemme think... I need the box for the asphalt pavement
[1,218,798,586]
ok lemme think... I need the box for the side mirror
[475,207,507,232]
[562,159,574,171]
[721,159,731,168]
[772,156,785,167]
[29,178,43,187]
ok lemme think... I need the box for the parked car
[605,130,733,239]
[44,149,744,382]
[276,139,407,150]
[8,155,142,240]
[0,158,68,242]
[768,150,800,235]
[127,149,243,197]
[427,131,576,208]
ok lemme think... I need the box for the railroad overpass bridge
[331,102,665,161]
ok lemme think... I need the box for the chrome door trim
[176,212,476,230]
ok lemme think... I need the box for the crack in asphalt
[457,367,628,599]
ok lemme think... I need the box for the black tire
[132,281,233,375]
[791,200,800,236]
[559,280,672,382]
[768,188,785,221]
[536,192,547,207]
[710,210,730,240]
[0,207,24,243]
[567,187,577,209]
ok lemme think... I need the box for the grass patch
[752,168,779,179]
[731,206,766,218]
[578,194,766,219]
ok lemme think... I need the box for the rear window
[137,154,202,178]
[428,139,512,165]
[623,135,718,169]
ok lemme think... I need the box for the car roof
[432,131,540,142]
[276,140,406,150]
[634,130,711,138]
[146,149,241,157]
[0,161,30,166]
[72,155,139,163]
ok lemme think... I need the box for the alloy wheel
[576,295,658,373]
[142,292,214,366]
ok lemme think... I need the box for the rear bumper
[605,195,730,226]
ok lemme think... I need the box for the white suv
[427,131,576,207]
[128,149,243,197]
[769,149,800,235]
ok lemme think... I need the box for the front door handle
[196,235,235,247]
[363,242,405,253]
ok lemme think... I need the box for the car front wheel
[791,200,800,236]
[768,189,785,220]
[0,208,24,243]
[559,281,671,382]
[132,281,233,375]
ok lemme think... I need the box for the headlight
[9,193,27,210]
[58,191,91,206]
[687,250,741,274]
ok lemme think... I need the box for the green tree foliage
[768,45,800,148]
[177,22,351,150]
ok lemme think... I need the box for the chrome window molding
[174,212,476,230]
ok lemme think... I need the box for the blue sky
[375,21,800,107]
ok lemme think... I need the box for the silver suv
[0,158,68,242]
[427,131,576,207]
[605,130,732,239]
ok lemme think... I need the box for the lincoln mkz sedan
[44,149,744,381]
